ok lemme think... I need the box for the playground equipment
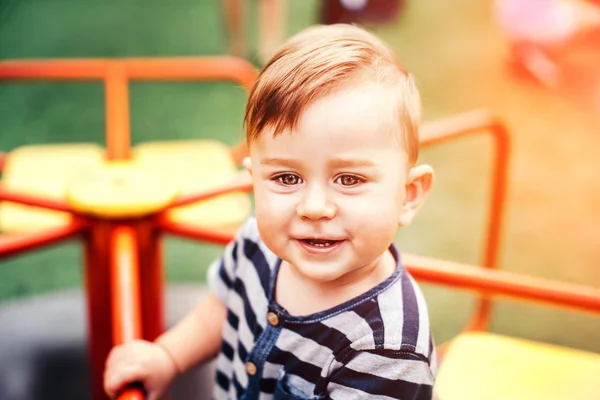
[0,57,599,400]
[320,0,406,25]
[495,0,600,113]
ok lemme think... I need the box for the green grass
[1,0,599,353]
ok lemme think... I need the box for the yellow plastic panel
[0,144,104,232]
[435,331,600,400]
[133,140,251,227]
[66,161,179,218]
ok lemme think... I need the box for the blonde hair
[244,24,421,165]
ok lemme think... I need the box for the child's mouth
[302,239,339,248]
[298,238,345,254]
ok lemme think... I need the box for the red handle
[111,225,146,400]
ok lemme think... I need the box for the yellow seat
[0,144,104,232]
[0,140,251,230]
[66,160,179,218]
[133,140,251,227]
[434,331,600,400]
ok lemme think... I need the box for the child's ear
[242,157,253,175]
[398,164,434,227]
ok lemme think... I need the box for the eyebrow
[328,157,376,168]
[260,158,303,168]
[260,157,376,168]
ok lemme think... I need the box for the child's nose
[296,185,336,220]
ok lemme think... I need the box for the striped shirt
[208,216,436,399]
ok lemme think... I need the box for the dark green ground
[1,0,599,351]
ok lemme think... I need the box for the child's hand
[103,339,178,400]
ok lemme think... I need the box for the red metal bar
[165,170,253,210]
[105,65,131,160]
[110,224,145,400]
[420,108,509,269]
[121,57,258,91]
[403,253,600,315]
[230,141,249,165]
[0,152,6,172]
[116,385,146,400]
[0,220,88,259]
[157,216,237,246]
[0,57,258,91]
[83,221,114,400]
[135,219,165,343]
[0,59,109,79]
[110,224,143,343]
[419,109,510,330]
[0,184,74,212]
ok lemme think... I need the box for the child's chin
[292,261,349,284]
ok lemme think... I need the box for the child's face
[247,83,431,286]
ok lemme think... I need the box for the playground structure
[0,57,599,400]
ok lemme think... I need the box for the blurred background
[1,0,599,360]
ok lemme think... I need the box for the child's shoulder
[228,216,279,275]
[328,265,432,359]
[237,215,261,241]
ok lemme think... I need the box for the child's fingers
[105,340,147,370]
[104,345,125,371]
[103,363,146,398]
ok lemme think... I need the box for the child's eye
[274,173,302,186]
[335,175,364,187]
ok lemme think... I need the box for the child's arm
[104,217,250,399]
[103,293,227,400]
[325,350,435,399]
[155,291,227,372]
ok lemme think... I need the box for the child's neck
[275,250,396,317]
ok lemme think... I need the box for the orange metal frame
[0,57,257,400]
[1,58,599,400]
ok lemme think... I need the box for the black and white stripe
[208,216,436,399]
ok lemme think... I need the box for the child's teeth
[308,239,333,247]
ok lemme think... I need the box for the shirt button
[267,311,280,326]
[246,361,257,376]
